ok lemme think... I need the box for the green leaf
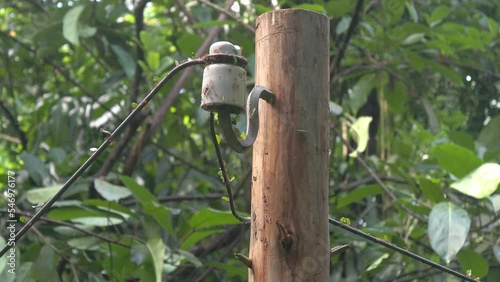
[402,33,426,45]
[428,202,471,263]
[71,217,124,226]
[448,131,475,151]
[78,25,97,38]
[349,116,373,158]
[457,250,489,278]
[120,176,173,233]
[30,245,57,280]
[111,44,136,78]
[67,236,101,250]
[146,238,165,282]
[433,143,483,178]
[427,5,450,27]
[450,163,500,199]
[181,229,223,249]
[176,34,203,56]
[189,208,242,228]
[335,17,351,35]
[494,245,500,264]
[488,195,500,213]
[119,176,157,207]
[21,152,49,186]
[337,185,382,208]
[177,249,203,268]
[25,185,62,204]
[62,5,85,45]
[254,4,272,15]
[326,0,355,18]
[366,253,390,272]
[94,179,132,202]
[147,51,160,71]
[48,207,107,220]
[292,3,325,13]
[386,81,407,113]
[477,115,500,150]
[83,199,134,216]
[349,74,375,114]
[381,0,405,25]
[487,17,499,35]
[417,177,444,203]
[405,2,418,23]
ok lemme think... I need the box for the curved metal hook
[219,85,275,153]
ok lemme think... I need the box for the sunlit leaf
[428,202,470,263]
[336,17,351,35]
[405,2,419,22]
[67,237,101,250]
[25,185,61,204]
[177,249,203,268]
[94,179,132,202]
[366,253,390,272]
[450,163,500,199]
[62,5,85,45]
[349,116,373,158]
[146,237,165,282]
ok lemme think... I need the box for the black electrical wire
[209,112,251,224]
[328,218,479,282]
[0,59,206,258]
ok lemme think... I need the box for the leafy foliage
[0,0,499,281]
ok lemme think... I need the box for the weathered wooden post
[250,9,330,281]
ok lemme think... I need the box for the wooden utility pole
[250,10,330,281]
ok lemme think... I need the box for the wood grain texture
[250,9,330,282]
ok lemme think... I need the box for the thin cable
[328,218,478,282]
[209,112,250,224]
[0,59,206,258]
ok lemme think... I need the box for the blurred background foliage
[0,0,499,281]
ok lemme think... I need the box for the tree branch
[0,31,119,120]
[198,0,256,33]
[0,100,27,149]
[332,175,406,192]
[330,0,365,82]
[131,0,150,102]
[333,126,426,222]
[176,0,203,35]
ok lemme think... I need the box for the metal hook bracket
[200,41,275,153]
[219,85,275,153]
